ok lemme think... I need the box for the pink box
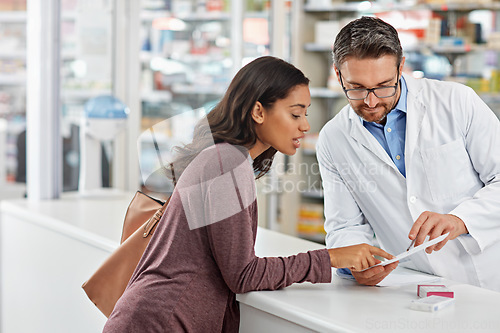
[417,284,454,298]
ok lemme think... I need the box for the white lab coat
[317,73,500,291]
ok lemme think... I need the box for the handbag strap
[150,127,177,186]
[143,196,171,238]
[142,127,176,237]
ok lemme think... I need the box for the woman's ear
[251,101,264,124]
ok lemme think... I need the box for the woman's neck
[248,139,269,160]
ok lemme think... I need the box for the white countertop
[0,191,133,252]
[241,228,500,333]
[2,194,499,332]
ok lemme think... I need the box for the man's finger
[414,221,436,247]
[354,264,397,286]
[409,211,429,240]
[426,227,447,252]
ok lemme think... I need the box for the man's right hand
[351,262,398,286]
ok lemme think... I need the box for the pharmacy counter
[241,230,500,333]
[1,194,500,333]
[0,193,131,333]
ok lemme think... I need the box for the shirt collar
[247,152,254,166]
[395,75,408,114]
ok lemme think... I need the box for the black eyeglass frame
[338,70,400,101]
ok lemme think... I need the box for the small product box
[410,295,455,312]
[417,284,454,298]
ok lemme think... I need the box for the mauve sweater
[103,143,332,332]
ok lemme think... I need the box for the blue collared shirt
[362,76,407,177]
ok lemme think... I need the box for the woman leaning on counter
[103,56,394,332]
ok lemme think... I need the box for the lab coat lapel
[348,108,398,170]
[404,75,427,172]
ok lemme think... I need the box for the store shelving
[170,82,227,95]
[0,11,26,23]
[141,89,173,103]
[309,87,342,98]
[137,0,274,200]
[139,5,234,111]
[0,7,26,187]
[0,50,25,58]
[304,1,500,13]
[0,73,25,85]
[138,0,274,117]
[301,188,324,199]
[141,9,232,21]
[61,89,113,101]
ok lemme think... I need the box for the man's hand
[351,262,398,286]
[409,211,469,254]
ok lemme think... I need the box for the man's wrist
[447,214,469,236]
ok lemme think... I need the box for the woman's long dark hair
[170,56,309,180]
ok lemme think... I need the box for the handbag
[81,191,170,317]
[82,127,176,317]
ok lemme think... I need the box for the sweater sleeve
[203,165,332,294]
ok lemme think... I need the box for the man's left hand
[408,211,469,253]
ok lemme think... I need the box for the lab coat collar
[348,108,398,172]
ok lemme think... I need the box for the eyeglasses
[339,70,399,100]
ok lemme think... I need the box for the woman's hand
[327,244,394,272]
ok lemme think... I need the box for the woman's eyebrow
[289,103,311,108]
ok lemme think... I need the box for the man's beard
[354,104,392,124]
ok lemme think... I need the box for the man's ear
[399,57,406,76]
[251,101,264,124]
[333,65,341,82]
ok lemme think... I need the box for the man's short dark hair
[332,16,403,69]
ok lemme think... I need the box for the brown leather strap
[143,196,171,238]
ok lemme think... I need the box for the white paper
[361,232,450,272]
[375,269,441,287]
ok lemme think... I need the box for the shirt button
[409,196,417,204]
[396,155,401,160]
[387,128,392,133]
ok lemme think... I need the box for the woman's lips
[293,137,302,148]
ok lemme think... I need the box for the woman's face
[251,84,311,158]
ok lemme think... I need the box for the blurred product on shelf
[314,21,340,46]
[297,203,326,243]
[0,0,26,11]
[423,0,494,4]
[0,22,25,52]
[302,133,318,154]
[424,17,442,45]
[206,0,224,12]
[487,31,500,50]
[306,0,333,8]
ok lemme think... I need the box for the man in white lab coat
[317,16,500,291]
